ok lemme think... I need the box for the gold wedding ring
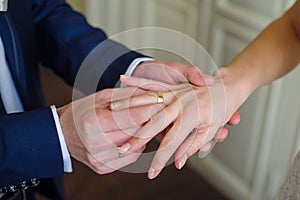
[157,92,164,104]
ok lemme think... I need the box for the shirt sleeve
[120,57,154,88]
[50,105,73,173]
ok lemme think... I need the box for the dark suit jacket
[0,0,144,199]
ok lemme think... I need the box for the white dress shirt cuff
[120,57,154,88]
[50,105,73,173]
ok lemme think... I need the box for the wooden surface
[63,158,229,200]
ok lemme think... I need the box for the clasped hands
[58,61,240,179]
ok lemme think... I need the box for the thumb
[185,67,215,86]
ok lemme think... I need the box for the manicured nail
[148,167,155,179]
[110,102,122,110]
[117,143,131,154]
[198,152,209,159]
[120,75,130,79]
[178,154,187,170]
[204,75,214,85]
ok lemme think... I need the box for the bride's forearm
[217,2,300,115]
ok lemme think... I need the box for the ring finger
[110,91,176,111]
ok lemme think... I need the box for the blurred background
[40,0,300,199]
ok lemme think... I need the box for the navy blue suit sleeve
[0,108,64,187]
[32,0,146,92]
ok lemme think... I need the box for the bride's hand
[112,74,239,179]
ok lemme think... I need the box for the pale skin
[114,74,233,179]
[115,1,300,179]
[57,61,239,175]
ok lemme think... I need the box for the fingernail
[120,75,130,79]
[148,167,155,179]
[178,154,187,170]
[117,143,131,154]
[110,102,122,110]
[204,75,214,85]
[198,152,208,159]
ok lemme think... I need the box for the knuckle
[95,166,110,175]
[86,154,101,167]
[147,92,158,102]
[95,171,105,175]
[160,138,175,150]
[94,168,106,175]
[194,124,209,135]
[188,144,199,155]
[96,89,111,102]
[150,112,163,123]
[129,110,146,126]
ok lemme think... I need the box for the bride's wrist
[213,66,256,118]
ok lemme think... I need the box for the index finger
[147,116,194,179]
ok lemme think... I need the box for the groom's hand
[133,61,214,86]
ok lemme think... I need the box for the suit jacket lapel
[0,12,29,109]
